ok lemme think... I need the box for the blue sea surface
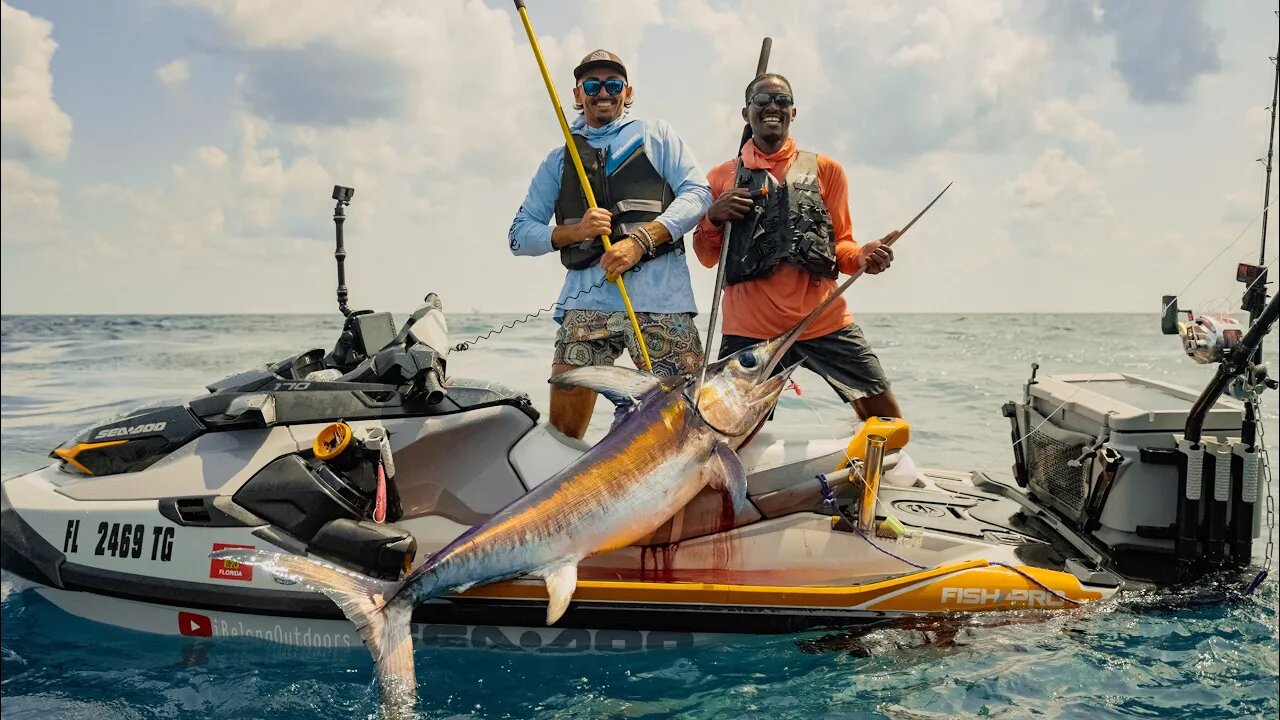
[2,313,1277,719]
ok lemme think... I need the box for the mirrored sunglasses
[581,78,628,96]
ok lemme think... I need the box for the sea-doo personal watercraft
[2,186,1275,652]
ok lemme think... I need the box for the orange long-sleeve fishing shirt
[693,137,865,341]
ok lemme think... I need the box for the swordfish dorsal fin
[550,366,671,429]
[549,366,663,408]
[536,562,579,625]
[704,441,749,515]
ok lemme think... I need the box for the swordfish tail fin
[209,549,418,714]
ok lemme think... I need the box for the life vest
[553,123,679,270]
[723,150,838,285]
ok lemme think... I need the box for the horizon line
[0,309,1178,317]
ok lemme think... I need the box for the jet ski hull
[8,557,1107,653]
[2,460,1114,652]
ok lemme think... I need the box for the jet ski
[2,186,1275,652]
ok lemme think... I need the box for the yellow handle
[514,4,653,372]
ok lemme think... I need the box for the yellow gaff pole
[512,0,653,371]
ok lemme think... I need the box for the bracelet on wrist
[625,232,648,256]
[634,226,657,256]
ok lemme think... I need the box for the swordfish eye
[737,350,759,369]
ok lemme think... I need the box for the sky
[1,0,1277,316]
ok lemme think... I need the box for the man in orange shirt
[693,73,903,420]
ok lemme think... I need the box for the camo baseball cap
[573,49,627,81]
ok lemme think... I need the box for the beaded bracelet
[624,232,645,256]
[626,230,648,256]
[633,225,657,256]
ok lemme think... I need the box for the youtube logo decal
[178,611,213,637]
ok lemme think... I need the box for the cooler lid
[1028,373,1244,433]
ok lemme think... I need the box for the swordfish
[210,183,949,711]
[211,327,802,710]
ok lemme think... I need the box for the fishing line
[794,392,922,564]
[989,562,1082,606]
[804,401,1087,596]
[1159,197,1275,318]
[452,265,644,352]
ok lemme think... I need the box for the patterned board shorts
[554,309,704,378]
[719,323,892,403]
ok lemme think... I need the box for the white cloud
[7,0,620,312]
[197,146,227,168]
[155,58,190,90]
[0,0,1271,315]
[889,43,943,67]
[1005,148,1110,219]
[0,159,62,245]
[0,1,73,161]
[1032,98,1141,166]
[665,0,1060,166]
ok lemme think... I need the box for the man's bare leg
[550,362,598,439]
[852,390,902,421]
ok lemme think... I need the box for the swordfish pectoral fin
[704,441,749,516]
[535,562,579,625]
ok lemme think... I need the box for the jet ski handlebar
[319,186,452,404]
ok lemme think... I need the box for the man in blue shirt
[509,50,712,439]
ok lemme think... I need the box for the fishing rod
[512,0,653,371]
[1259,15,1278,268]
[695,37,772,406]
[1170,23,1280,578]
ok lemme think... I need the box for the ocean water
[1,312,1277,719]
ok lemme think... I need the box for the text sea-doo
[2,186,1275,652]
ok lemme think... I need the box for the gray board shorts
[718,322,891,403]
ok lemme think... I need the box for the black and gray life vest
[723,150,837,285]
[553,124,679,271]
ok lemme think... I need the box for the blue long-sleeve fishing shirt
[508,113,711,321]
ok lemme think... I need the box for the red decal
[787,380,803,396]
[210,542,254,582]
[178,611,212,637]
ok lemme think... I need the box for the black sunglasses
[580,78,627,97]
[749,92,794,109]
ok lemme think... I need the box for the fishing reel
[1161,296,1244,365]
[1178,312,1244,365]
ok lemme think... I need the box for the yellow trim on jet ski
[313,422,352,461]
[54,440,127,475]
[837,417,910,470]
[454,559,1104,612]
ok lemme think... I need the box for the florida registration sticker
[210,543,254,581]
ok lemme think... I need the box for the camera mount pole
[332,185,354,317]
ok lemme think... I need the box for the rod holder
[859,434,887,534]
